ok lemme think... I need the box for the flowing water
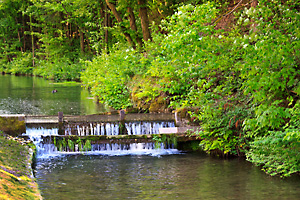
[35,154,300,200]
[1,74,300,199]
[26,121,177,158]
[29,123,300,200]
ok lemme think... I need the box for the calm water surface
[35,153,300,200]
[0,74,107,115]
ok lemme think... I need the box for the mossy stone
[0,117,26,137]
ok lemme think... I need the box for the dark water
[0,74,107,115]
[35,153,300,200]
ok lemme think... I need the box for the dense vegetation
[1,0,299,177]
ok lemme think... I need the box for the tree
[105,0,136,49]
[138,0,152,41]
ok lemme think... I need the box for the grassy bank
[0,132,42,200]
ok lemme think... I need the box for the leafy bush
[82,1,300,176]
[246,103,300,177]
[81,45,144,109]
[246,130,300,177]
[3,52,33,74]
[33,57,84,81]
[236,1,300,135]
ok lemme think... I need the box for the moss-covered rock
[0,116,26,137]
[175,108,200,127]
[149,95,169,113]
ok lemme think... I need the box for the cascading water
[25,121,180,157]
[65,121,175,136]
[25,128,59,158]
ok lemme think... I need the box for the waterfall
[71,121,175,136]
[25,121,180,157]
[25,128,59,158]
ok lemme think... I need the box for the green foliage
[33,58,84,81]
[83,139,92,151]
[196,105,251,156]
[81,45,143,109]
[67,139,75,151]
[3,52,33,75]
[236,1,300,135]
[76,138,83,151]
[152,134,177,149]
[140,3,219,105]
[54,137,93,152]
[246,103,300,177]
[246,130,300,177]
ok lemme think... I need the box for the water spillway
[25,121,180,157]
[64,121,175,136]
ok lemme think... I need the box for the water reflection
[35,154,300,200]
[0,74,108,115]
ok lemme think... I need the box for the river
[0,74,108,115]
[1,74,300,199]
[35,153,300,200]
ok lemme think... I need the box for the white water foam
[24,128,59,158]
[25,121,180,158]
[73,121,175,136]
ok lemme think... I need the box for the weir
[21,113,200,157]
[25,122,191,157]
[1,113,200,157]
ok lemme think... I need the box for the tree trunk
[104,3,109,52]
[29,15,35,67]
[127,7,143,48]
[105,0,136,49]
[138,0,152,42]
[85,34,91,53]
[66,17,70,39]
[22,14,26,51]
[251,0,258,7]
[80,31,84,53]
[15,17,23,52]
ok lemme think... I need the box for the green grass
[0,132,41,199]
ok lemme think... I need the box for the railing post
[120,110,125,121]
[119,110,127,134]
[58,112,64,123]
[58,112,64,135]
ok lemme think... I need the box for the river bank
[0,132,42,199]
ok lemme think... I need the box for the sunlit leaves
[246,129,300,177]
[81,45,140,109]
